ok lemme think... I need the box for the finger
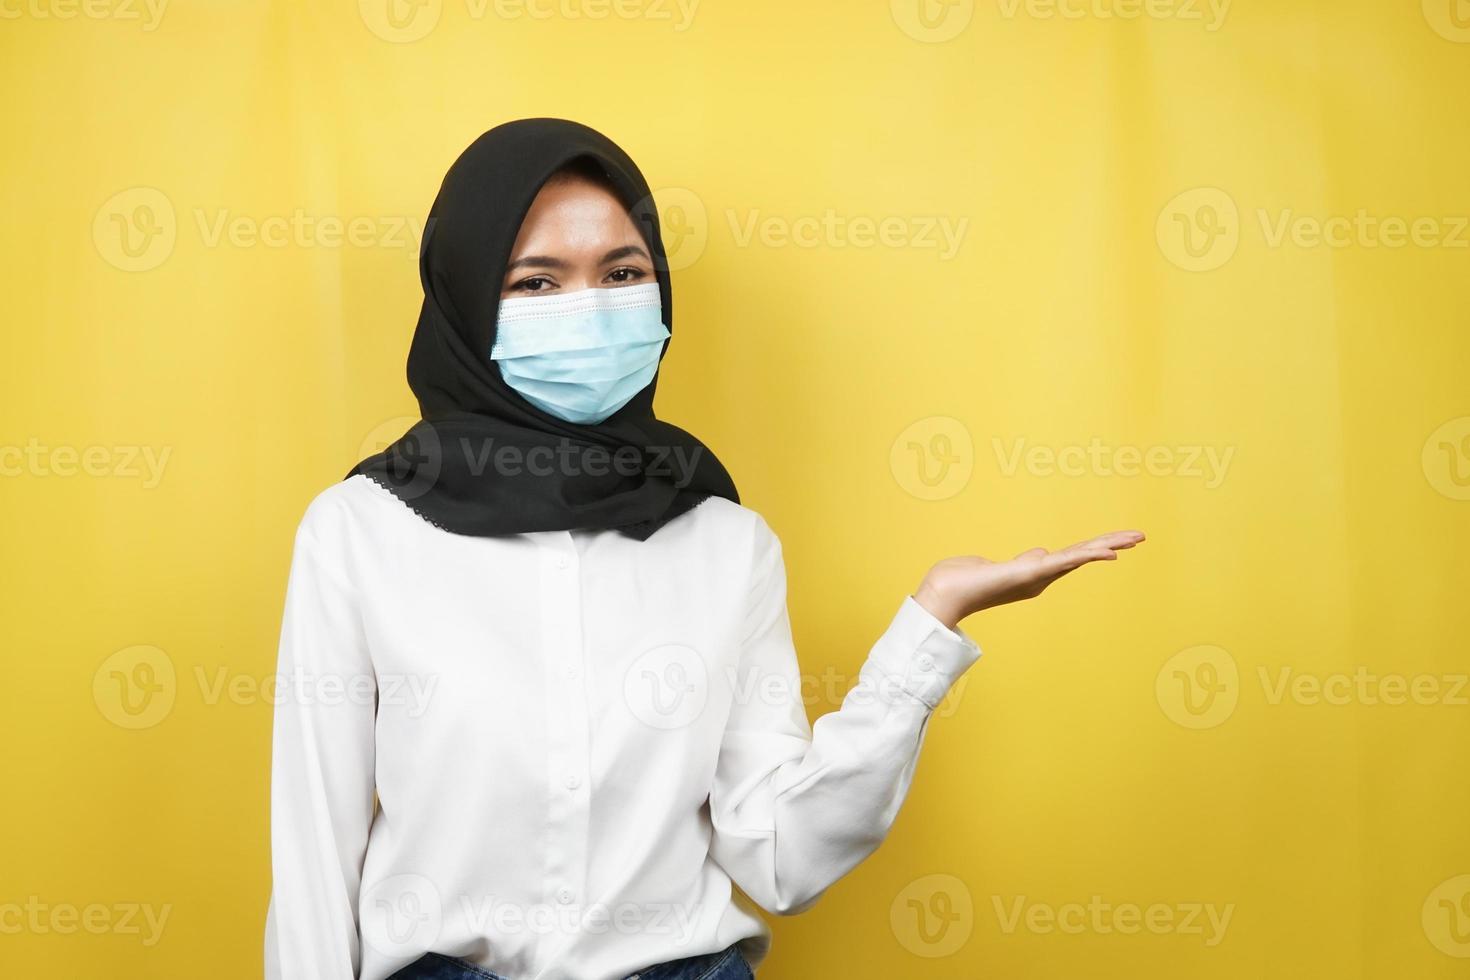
[1036,547,1114,578]
[1065,530,1146,554]
[1096,529,1146,549]
[1019,534,1142,583]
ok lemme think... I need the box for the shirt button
[556,888,574,905]
[564,774,581,790]
[556,555,570,569]
[562,663,580,680]
[916,654,936,672]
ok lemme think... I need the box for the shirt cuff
[863,595,983,710]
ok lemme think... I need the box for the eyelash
[510,267,649,293]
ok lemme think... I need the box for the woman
[263,118,1143,980]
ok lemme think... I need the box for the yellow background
[3,0,1468,976]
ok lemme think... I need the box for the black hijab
[345,119,739,540]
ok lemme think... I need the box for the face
[499,175,654,298]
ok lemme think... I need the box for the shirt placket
[537,531,591,944]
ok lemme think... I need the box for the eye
[510,276,558,293]
[605,266,649,285]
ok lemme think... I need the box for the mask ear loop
[618,181,675,365]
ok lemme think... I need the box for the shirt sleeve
[264,501,377,980]
[707,516,982,916]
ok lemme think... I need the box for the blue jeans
[385,942,754,980]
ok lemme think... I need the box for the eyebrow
[505,245,651,274]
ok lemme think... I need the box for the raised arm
[707,517,981,915]
[707,518,1144,915]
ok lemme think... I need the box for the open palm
[914,530,1146,628]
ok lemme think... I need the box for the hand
[913,530,1146,629]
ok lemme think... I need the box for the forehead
[511,176,642,252]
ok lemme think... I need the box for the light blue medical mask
[490,282,670,424]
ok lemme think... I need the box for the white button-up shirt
[264,473,981,980]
